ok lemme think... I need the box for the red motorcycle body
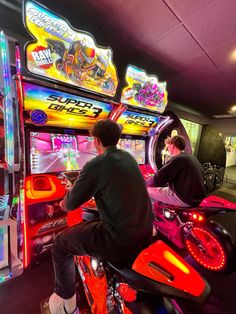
[153,195,236,274]
[76,240,210,314]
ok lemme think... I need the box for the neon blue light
[0,31,14,168]
[0,272,13,283]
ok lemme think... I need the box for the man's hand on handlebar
[59,199,67,212]
[145,175,154,187]
[65,180,72,190]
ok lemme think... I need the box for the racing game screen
[30,132,97,174]
[117,138,146,164]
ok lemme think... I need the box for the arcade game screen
[30,132,97,174]
[118,138,145,164]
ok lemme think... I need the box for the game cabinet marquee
[23,0,119,97]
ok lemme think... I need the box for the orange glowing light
[198,215,204,222]
[163,250,190,274]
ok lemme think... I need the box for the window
[180,119,202,156]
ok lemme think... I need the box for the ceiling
[1,0,236,118]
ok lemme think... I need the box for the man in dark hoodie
[49,119,154,314]
[148,135,206,207]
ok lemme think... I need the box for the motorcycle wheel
[185,222,235,273]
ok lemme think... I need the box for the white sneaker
[49,293,65,314]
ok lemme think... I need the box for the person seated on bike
[49,119,154,314]
[147,135,206,207]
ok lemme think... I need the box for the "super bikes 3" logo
[124,113,156,128]
[47,95,104,118]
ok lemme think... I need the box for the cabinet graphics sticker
[23,0,118,97]
[121,65,167,113]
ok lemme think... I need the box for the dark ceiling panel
[150,25,203,69]
[185,0,236,50]
[104,0,180,45]
[165,0,216,20]
[207,43,236,84]
[0,4,26,37]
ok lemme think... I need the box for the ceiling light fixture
[230,48,236,61]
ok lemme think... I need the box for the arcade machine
[117,67,192,171]
[117,65,171,180]
[0,32,23,282]
[0,0,121,277]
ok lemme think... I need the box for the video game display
[30,132,97,174]
[118,138,146,164]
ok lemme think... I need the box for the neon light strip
[0,272,13,283]
[148,116,173,170]
[14,76,29,267]
[15,44,21,74]
[20,186,29,268]
[0,31,14,168]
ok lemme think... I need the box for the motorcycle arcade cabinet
[0,32,23,283]
[1,0,120,276]
[117,65,171,181]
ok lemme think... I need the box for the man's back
[154,152,206,206]
[65,147,154,244]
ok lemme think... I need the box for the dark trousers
[52,220,152,299]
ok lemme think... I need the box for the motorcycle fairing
[76,256,108,313]
[131,240,209,301]
[200,196,236,210]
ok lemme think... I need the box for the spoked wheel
[185,225,232,272]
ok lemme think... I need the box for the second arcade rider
[148,135,206,207]
[49,119,154,314]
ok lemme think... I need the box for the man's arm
[61,162,98,211]
[153,157,181,187]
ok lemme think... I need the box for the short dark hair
[170,135,186,150]
[90,119,121,147]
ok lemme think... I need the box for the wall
[197,125,226,167]
[168,102,236,137]
[166,102,210,125]
[210,118,236,136]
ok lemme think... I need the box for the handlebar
[58,171,80,186]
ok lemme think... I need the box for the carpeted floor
[212,182,236,203]
[0,256,54,314]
